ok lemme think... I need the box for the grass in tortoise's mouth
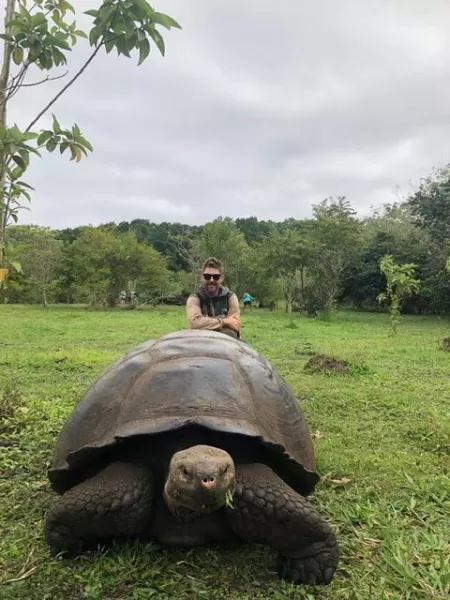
[170,490,235,523]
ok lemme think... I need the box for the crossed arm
[185,294,241,332]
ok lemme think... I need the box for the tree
[259,226,311,320]
[377,254,421,334]
[169,233,204,293]
[0,0,181,281]
[235,216,272,245]
[68,226,168,307]
[16,225,63,306]
[406,164,450,244]
[197,218,252,296]
[342,202,431,311]
[307,197,362,315]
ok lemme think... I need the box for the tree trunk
[42,283,48,308]
[287,298,293,322]
[300,265,305,302]
[0,0,16,269]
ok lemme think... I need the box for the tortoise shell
[48,330,319,496]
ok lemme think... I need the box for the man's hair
[202,256,223,272]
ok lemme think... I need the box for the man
[185,257,241,338]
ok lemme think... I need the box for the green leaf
[77,137,93,152]
[32,12,47,26]
[28,40,43,63]
[60,1,76,15]
[17,181,34,190]
[125,31,137,52]
[21,144,40,157]
[97,4,115,25]
[75,29,88,39]
[5,19,25,29]
[151,12,182,30]
[45,33,71,50]
[12,155,26,169]
[51,10,61,25]
[116,34,131,57]
[16,181,35,190]
[148,27,165,56]
[11,166,23,180]
[126,0,151,18]
[59,141,69,154]
[37,48,52,69]
[52,114,62,134]
[84,9,99,18]
[88,26,102,47]
[0,34,14,42]
[21,130,38,141]
[17,150,30,167]
[104,38,115,53]
[137,37,150,65]
[136,28,146,42]
[54,47,68,66]
[46,138,58,152]
[10,260,23,274]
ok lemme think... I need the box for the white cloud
[6,0,450,228]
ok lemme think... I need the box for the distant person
[242,292,255,311]
[185,257,241,338]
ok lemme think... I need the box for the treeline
[4,163,450,315]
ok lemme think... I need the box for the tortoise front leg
[225,463,339,586]
[44,462,155,557]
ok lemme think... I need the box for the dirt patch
[441,337,450,351]
[304,354,350,375]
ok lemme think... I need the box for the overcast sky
[7,0,450,228]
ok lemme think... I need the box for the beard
[204,282,220,297]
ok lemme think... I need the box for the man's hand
[222,314,240,332]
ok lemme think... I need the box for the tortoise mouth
[164,489,227,522]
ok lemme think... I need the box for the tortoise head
[163,445,236,522]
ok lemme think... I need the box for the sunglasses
[203,273,221,281]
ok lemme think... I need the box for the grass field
[0,304,449,600]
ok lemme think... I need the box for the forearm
[186,295,223,330]
[190,314,223,330]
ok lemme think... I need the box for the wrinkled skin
[163,445,236,521]
[45,444,339,586]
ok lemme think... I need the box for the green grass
[0,304,449,600]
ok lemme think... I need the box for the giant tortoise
[45,330,339,586]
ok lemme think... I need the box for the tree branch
[24,0,126,134]
[0,0,17,125]
[9,69,68,92]
[6,61,30,101]
[25,42,104,133]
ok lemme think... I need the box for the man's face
[202,267,224,296]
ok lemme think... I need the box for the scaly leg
[225,463,339,585]
[44,462,154,557]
